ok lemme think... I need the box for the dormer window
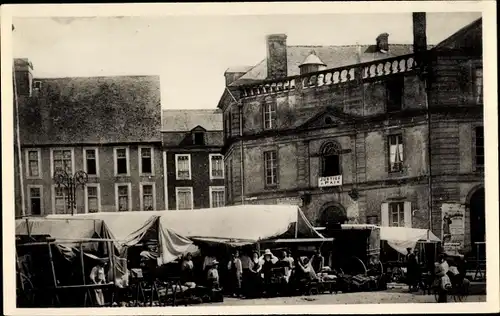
[193,132,205,145]
[33,81,42,90]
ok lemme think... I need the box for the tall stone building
[161,109,224,210]
[14,60,164,216]
[218,14,483,255]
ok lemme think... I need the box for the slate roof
[230,44,434,86]
[162,109,223,132]
[19,75,161,145]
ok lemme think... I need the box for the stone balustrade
[239,54,417,98]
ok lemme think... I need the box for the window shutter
[381,203,389,227]
[404,201,412,228]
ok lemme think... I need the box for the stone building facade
[162,110,225,210]
[14,61,165,216]
[218,14,483,255]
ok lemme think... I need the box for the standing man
[239,250,252,297]
[406,247,418,292]
[227,250,243,297]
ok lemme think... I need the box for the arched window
[320,141,341,177]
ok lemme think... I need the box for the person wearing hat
[406,247,419,292]
[140,240,159,283]
[260,249,278,289]
[207,259,220,289]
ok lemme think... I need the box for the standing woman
[248,251,262,297]
[89,259,108,306]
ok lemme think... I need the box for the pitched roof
[433,17,482,50]
[230,44,434,86]
[19,75,161,145]
[300,51,326,66]
[162,109,223,132]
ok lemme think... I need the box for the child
[207,260,220,289]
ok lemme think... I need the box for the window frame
[113,147,130,177]
[264,150,279,187]
[84,183,101,214]
[209,153,225,180]
[114,183,132,212]
[209,186,225,208]
[175,187,194,210]
[138,146,155,176]
[25,148,42,179]
[387,133,405,173]
[385,76,404,112]
[320,141,342,177]
[50,148,75,177]
[139,182,157,211]
[27,184,43,216]
[175,154,192,180]
[389,202,405,227]
[473,125,484,172]
[83,147,100,177]
[263,101,277,130]
[193,132,205,146]
[52,184,68,215]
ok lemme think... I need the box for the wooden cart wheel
[352,256,368,275]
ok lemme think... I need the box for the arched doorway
[469,187,485,245]
[319,203,347,227]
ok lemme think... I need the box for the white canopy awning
[380,226,440,255]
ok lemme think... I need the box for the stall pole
[294,222,299,239]
[26,218,31,239]
[79,242,86,285]
[47,242,60,306]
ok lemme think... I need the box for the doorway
[469,188,485,245]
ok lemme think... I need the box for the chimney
[376,33,389,53]
[266,34,288,79]
[413,12,427,55]
[224,69,248,86]
[14,58,34,97]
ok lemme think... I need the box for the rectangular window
[474,67,483,104]
[193,132,205,145]
[389,202,405,227]
[226,158,232,202]
[225,112,232,139]
[209,154,224,179]
[140,183,156,211]
[115,184,131,212]
[85,185,100,213]
[114,148,129,176]
[388,134,404,172]
[83,148,98,176]
[25,149,41,178]
[175,154,191,180]
[264,150,278,186]
[386,77,404,112]
[53,186,68,214]
[139,147,154,175]
[28,186,42,215]
[263,102,277,129]
[210,186,225,208]
[176,187,193,210]
[51,149,73,175]
[475,126,484,168]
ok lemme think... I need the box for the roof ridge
[34,74,159,80]
[162,109,220,112]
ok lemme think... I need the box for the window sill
[26,176,43,180]
[140,173,155,177]
[210,176,225,180]
[176,177,192,181]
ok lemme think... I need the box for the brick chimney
[413,12,427,55]
[376,33,389,53]
[14,58,33,97]
[266,34,288,79]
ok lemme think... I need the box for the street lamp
[53,170,88,215]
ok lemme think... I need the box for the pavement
[206,289,486,306]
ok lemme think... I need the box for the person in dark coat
[406,247,419,292]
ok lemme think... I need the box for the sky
[13,12,481,110]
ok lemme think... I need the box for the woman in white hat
[260,249,278,289]
[207,259,220,289]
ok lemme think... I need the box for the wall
[165,150,224,210]
[21,144,165,215]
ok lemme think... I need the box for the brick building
[218,14,483,255]
[162,109,225,210]
[14,60,164,217]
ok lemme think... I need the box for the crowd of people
[174,246,328,298]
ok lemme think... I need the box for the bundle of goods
[350,274,379,292]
